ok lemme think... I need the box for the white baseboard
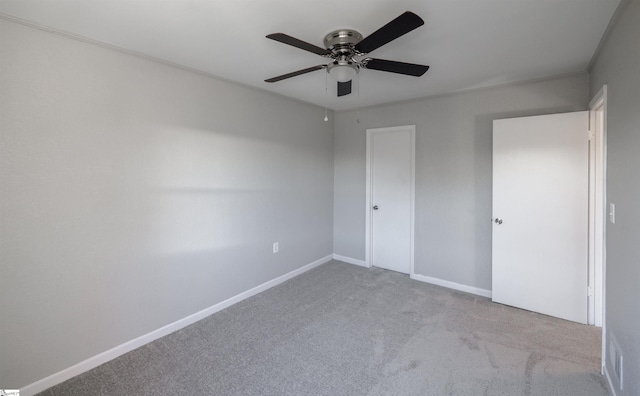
[603,363,618,396]
[331,257,491,299]
[333,254,368,268]
[20,254,333,396]
[410,273,492,298]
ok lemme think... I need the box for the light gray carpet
[38,261,608,395]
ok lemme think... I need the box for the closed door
[367,126,415,274]
[492,112,589,324]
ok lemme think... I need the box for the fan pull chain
[356,71,361,124]
[324,71,329,122]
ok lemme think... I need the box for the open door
[492,112,589,324]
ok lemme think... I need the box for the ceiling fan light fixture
[328,63,358,83]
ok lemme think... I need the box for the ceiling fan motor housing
[323,30,363,55]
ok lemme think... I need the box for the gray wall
[589,0,640,394]
[0,19,333,388]
[334,74,589,290]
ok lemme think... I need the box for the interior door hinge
[588,130,595,141]
[588,286,594,297]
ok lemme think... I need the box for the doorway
[491,103,607,328]
[365,125,415,274]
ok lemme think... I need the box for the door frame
[365,125,416,275]
[588,85,607,327]
[588,85,607,371]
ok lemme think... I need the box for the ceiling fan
[264,11,430,97]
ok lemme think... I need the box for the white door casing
[366,125,415,275]
[588,85,607,328]
[492,112,589,324]
[589,84,607,373]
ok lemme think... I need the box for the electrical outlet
[273,242,279,254]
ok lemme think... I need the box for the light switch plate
[609,203,616,224]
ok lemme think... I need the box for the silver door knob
[494,218,503,225]
[373,205,379,210]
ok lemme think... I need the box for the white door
[366,125,415,274]
[492,112,589,324]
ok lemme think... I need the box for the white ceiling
[0,0,619,111]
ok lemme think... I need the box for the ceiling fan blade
[355,11,424,54]
[362,58,429,77]
[265,65,326,83]
[266,33,331,56]
[337,81,352,97]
